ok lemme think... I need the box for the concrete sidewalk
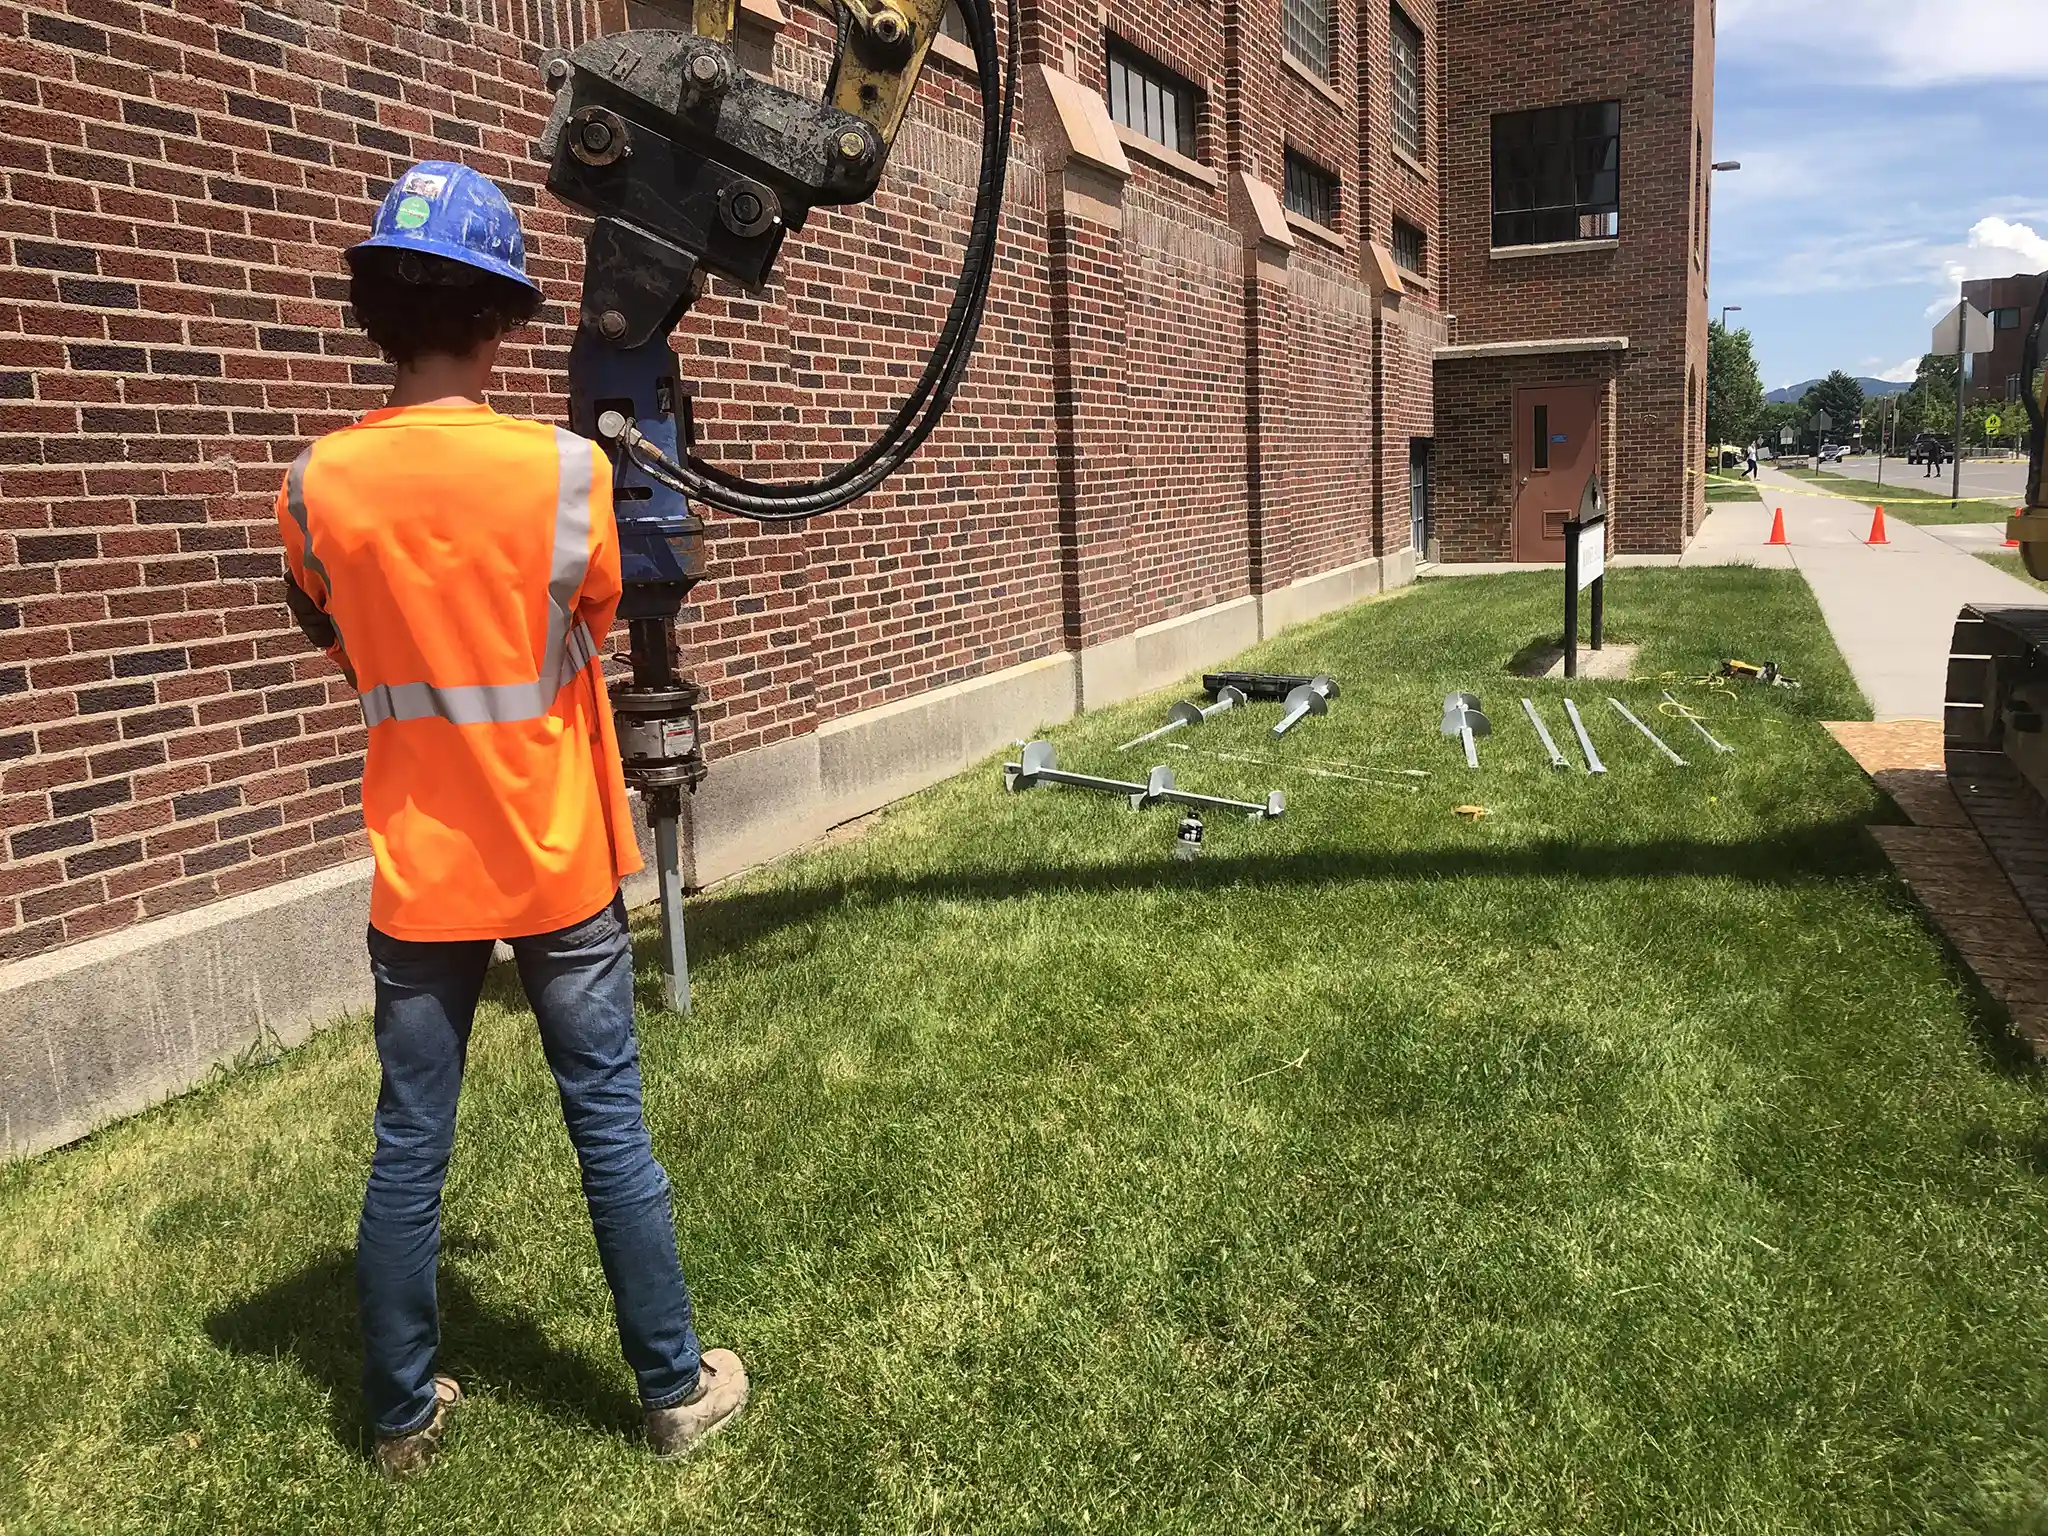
[1753,469,2042,719]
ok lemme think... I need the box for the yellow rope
[1707,472,2011,510]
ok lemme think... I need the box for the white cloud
[1722,0,2048,84]
[1876,357,1922,384]
[1943,216,2048,286]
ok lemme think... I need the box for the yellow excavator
[1945,289,2048,921]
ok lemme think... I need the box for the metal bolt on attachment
[597,309,628,339]
[838,129,869,161]
[544,56,571,84]
[690,52,723,83]
[871,10,906,42]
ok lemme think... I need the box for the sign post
[1933,300,1993,504]
[1812,408,1833,467]
[1562,476,1607,679]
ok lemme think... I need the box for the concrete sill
[1489,237,1620,261]
[929,31,976,72]
[1115,126,1220,189]
[1390,144,1428,178]
[1280,50,1344,108]
[1395,266,1433,292]
[1285,210,1350,252]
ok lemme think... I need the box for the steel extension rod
[1561,698,1606,775]
[1521,698,1567,769]
[1004,740,1153,808]
[1608,697,1687,766]
[1140,765,1285,821]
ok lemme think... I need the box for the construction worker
[276,162,747,1478]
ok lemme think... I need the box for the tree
[1899,353,1959,440]
[1705,321,1764,450]
[1756,399,1803,454]
[1800,370,1865,445]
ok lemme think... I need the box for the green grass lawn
[1980,550,2048,590]
[10,569,2048,1533]
[1781,465,2014,526]
[1706,474,1761,503]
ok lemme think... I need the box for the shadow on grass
[205,1247,640,1452]
[669,818,1882,961]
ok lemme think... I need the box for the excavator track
[1944,605,2048,937]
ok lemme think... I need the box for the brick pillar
[1027,66,1135,691]
[1232,172,1293,598]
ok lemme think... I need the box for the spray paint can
[1174,813,1204,861]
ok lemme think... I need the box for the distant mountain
[1765,377,1915,404]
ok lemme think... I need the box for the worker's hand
[282,572,337,650]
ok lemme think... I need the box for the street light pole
[1719,305,1741,330]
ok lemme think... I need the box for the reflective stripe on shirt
[346,428,602,729]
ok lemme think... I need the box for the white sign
[1780,426,1796,445]
[1574,519,1604,591]
[1932,301,1994,357]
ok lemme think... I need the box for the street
[1821,453,2030,503]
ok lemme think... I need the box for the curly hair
[345,248,544,367]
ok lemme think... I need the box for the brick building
[0,0,1709,1153]
[1961,271,2045,405]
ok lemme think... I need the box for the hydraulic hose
[661,0,1020,523]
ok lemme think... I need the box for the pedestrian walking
[1745,443,1758,480]
[276,162,748,1479]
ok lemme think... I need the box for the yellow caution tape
[1706,472,2009,510]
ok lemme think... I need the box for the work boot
[372,1375,463,1480]
[644,1348,749,1457]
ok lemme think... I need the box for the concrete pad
[1925,523,2011,554]
[1516,641,1639,680]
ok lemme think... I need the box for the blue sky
[1711,0,2048,392]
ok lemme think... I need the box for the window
[1995,307,2025,331]
[939,3,969,42]
[1491,101,1621,248]
[1389,6,1423,162]
[1284,151,1338,229]
[1282,0,1332,79]
[1107,44,1198,160]
[1392,217,1425,277]
[1532,403,1550,471]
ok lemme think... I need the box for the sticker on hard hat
[393,195,433,230]
[401,171,448,199]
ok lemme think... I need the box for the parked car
[1818,443,1849,463]
[1908,434,1952,465]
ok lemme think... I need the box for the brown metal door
[1513,384,1600,562]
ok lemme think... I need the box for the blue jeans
[357,891,701,1436]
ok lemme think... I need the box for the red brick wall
[0,0,1699,964]
[1435,0,1709,556]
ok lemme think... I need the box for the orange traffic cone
[1867,505,1888,545]
[1767,507,1788,545]
[2009,507,2022,549]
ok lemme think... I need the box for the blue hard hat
[348,161,540,292]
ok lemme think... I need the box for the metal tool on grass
[1117,685,1248,752]
[1139,765,1285,821]
[1440,692,1492,769]
[1004,741,1284,820]
[1561,697,1607,774]
[1521,697,1567,769]
[1660,689,1734,754]
[1271,676,1339,737]
[1003,741,1153,809]
[1608,697,1687,766]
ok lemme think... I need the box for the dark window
[1491,101,1622,249]
[1995,307,2024,331]
[1533,404,1550,471]
[939,4,969,41]
[1107,44,1198,159]
[1389,6,1423,162]
[1392,217,1425,276]
[1284,151,1338,229]
[1282,0,1332,79]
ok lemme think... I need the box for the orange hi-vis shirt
[276,402,643,941]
